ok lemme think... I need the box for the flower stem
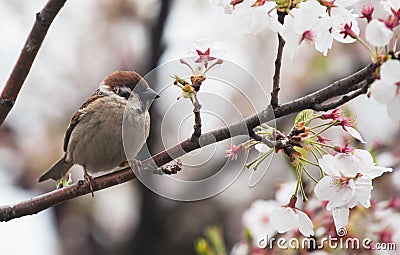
[310,121,338,138]
[252,149,274,170]
[310,141,335,149]
[356,36,376,61]
[301,163,319,183]
[245,148,274,169]
[299,157,319,167]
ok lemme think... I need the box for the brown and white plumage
[38,71,158,182]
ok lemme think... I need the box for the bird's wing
[63,92,105,151]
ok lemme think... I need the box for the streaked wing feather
[63,92,105,151]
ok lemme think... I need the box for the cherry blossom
[314,149,392,230]
[360,2,374,22]
[371,60,400,121]
[322,108,366,143]
[189,38,225,66]
[270,196,314,237]
[242,199,279,242]
[229,1,283,35]
[281,1,326,58]
[365,19,394,47]
[330,7,360,44]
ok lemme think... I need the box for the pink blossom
[322,108,365,143]
[339,22,358,39]
[334,142,355,155]
[360,2,374,22]
[322,108,343,120]
[224,142,242,160]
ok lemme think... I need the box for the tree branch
[191,109,202,141]
[0,0,67,127]
[313,80,370,111]
[270,12,286,108]
[0,63,376,222]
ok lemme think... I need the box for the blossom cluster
[232,188,400,255]
[211,0,400,58]
[209,1,400,121]
[175,1,400,252]
[222,108,393,254]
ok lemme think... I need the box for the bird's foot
[83,169,95,197]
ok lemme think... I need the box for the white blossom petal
[318,155,341,176]
[365,20,394,47]
[331,8,359,44]
[194,38,211,52]
[331,179,356,207]
[275,181,297,205]
[314,176,338,200]
[387,95,400,121]
[332,207,349,230]
[270,207,298,233]
[335,153,363,177]
[314,176,355,207]
[363,166,393,179]
[315,29,333,56]
[335,0,359,7]
[297,210,314,237]
[381,60,400,84]
[371,80,397,103]
[242,199,279,242]
[231,2,282,35]
[345,177,373,208]
[345,127,366,143]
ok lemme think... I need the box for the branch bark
[0,0,67,126]
[270,12,286,108]
[0,63,376,222]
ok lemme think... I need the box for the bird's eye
[116,86,131,99]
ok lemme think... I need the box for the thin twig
[0,64,376,222]
[249,130,275,148]
[270,12,286,108]
[313,80,370,111]
[0,0,67,126]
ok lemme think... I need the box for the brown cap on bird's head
[102,70,159,100]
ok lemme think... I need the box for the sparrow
[38,70,159,190]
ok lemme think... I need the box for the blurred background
[0,0,399,254]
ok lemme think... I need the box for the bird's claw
[83,169,95,197]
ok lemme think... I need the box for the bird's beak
[143,88,160,99]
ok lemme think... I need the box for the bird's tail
[38,156,74,182]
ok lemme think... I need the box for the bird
[38,70,159,192]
